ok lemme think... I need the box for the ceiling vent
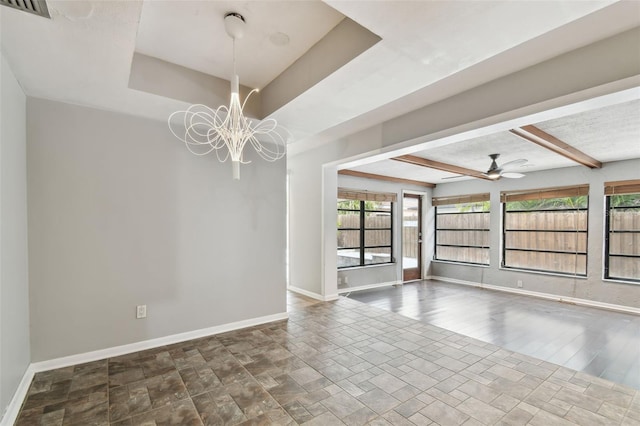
[0,0,50,18]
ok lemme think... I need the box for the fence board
[339,210,638,278]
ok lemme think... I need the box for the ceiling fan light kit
[482,153,526,180]
[168,12,287,180]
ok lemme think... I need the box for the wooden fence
[338,210,638,278]
[338,214,417,260]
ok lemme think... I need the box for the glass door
[403,194,422,281]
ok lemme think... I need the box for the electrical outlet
[517,280,523,288]
[136,305,147,319]
[344,277,349,285]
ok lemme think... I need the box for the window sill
[602,278,640,286]
[432,260,490,268]
[499,266,587,280]
[338,262,396,271]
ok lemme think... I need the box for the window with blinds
[337,188,395,268]
[604,180,640,283]
[433,193,490,266]
[501,185,589,276]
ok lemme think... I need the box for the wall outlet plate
[136,304,147,319]
[517,280,523,288]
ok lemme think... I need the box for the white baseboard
[1,364,35,426]
[428,275,640,315]
[1,311,288,425]
[30,312,288,373]
[337,280,402,294]
[288,285,338,301]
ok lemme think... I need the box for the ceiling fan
[483,153,527,180]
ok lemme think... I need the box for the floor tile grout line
[342,293,631,424]
[17,293,638,425]
[348,282,640,391]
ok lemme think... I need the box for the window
[605,180,640,283]
[502,185,588,276]
[337,189,394,268]
[433,193,490,265]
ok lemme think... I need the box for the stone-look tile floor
[348,280,640,389]
[15,293,640,425]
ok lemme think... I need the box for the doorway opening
[403,193,422,281]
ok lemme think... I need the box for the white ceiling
[348,99,640,184]
[1,0,639,177]
[135,1,344,89]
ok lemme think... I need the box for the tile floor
[348,280,640,390]
[15,292,640,425]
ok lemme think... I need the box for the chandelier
[168,12,287,180]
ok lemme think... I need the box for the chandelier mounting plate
[224,12,246,40]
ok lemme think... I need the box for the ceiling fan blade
[502,172,525,179]
[500,159,527,170]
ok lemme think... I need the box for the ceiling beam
[338,169,435,188]
[392,155,492,180]
[510,125,602,169]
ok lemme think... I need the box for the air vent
[0,0,50,18]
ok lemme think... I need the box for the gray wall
[27,98,286,362]
[337,175,431,290]
[431,160,640,308]
[288,27,640,299]
[289,125,386,297]
[0,55,30,417]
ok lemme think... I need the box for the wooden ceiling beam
[510,125,602,169]
[392,154,492,180]
[338,169,435,188]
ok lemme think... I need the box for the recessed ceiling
[3,0,634,146]
[1,0,638,189]
[135,1,344,89]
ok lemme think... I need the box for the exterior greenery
[505,196,588,211]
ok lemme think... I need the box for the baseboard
[2,311,288,425]
[30,312,288,374]
[428,275,640,315]
[2,311,290,425]
[337,280,402,294]
[1,364,35,426]
[288,285,338,301]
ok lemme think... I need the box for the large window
[337,189,394,268]
[605,180,640,283]
[434,193,490,265]
[502,185,588,276]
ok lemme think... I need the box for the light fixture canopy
[168,12,287,180]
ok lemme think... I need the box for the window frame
[604,180,640,284]
[433,194,490,266]
[337,199,394,269]
[501,185,589,277]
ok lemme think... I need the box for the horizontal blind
[338,188,397,203]
[432,193,489,206]
[501,185,588,203]
[604,179,640,195]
